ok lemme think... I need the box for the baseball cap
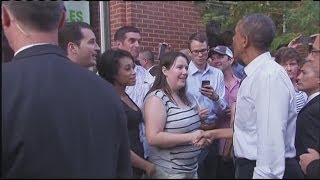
[212,45,233,58]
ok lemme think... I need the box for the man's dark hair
[188,32,208,49]
[2,1,65,32]
[238,13,276,51]
[140,50,155,64]
[96,49,134,85]
[58,22,94,52]
[114,26,140,42]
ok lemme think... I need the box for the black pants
[217,155,235,179]
[234,157,304,179]
[197,142,219,179]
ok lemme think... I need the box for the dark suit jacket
[295,94,320,169]
[307,159,320,179]
[2,44,132,178]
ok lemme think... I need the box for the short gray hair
[238,13,276,51]
[2,1,65,32]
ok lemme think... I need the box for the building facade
[90,1,205,57]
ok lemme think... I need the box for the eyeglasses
[308,44,320,54]
[190,48,208,56]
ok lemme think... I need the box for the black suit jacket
[295,94,320,158]
[307,159,320,179]
[2,44,132,178]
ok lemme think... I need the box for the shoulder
[145,89,166,101]
[208,66,224,78]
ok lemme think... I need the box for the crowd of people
[2,1,319,179]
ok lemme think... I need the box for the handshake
[190,128,234,148]
[189,130,214,148]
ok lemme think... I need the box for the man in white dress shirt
[232,14,303,179]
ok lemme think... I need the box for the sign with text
[64,2,90,24]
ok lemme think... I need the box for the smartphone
[299,36,312,45]
[201,80,210,87]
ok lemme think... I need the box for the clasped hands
[189,129,214,148]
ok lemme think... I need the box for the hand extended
[299,148,320,175]
[191,130,214,148]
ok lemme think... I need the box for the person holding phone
[186,32,227,179]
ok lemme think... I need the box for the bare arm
[144,95,202,148]
[130,150,155,176]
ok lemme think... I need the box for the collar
[147,65,155,72]
[307,92,320,104]
[14,43,51,57]
[189,61,210,75]
[244,52,272,78]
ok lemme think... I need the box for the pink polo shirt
[218,75,240,155]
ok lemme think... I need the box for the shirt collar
[189,61,210,75]
[147,65,155,72]
[14,43,51,56]
[307,91,320,104]
[244,52,272,78]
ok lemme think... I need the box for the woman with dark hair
[96,49,155,178]
[143,51,209,178]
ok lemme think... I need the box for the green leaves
[196,0,320,52]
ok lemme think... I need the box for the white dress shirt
[186,61,227,123]
[233,52,297,179]
[306,91,320,104]
[14,43,50,56]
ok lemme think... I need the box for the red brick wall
[109,1,205,57]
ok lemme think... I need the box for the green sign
[64,2,90,24]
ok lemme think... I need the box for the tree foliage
[196,0,320,53]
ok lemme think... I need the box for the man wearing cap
[209,45,239,179]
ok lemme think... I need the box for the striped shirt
[146,90,202,174]
[295,90,307,113]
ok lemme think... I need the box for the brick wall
[109,1,205,57]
